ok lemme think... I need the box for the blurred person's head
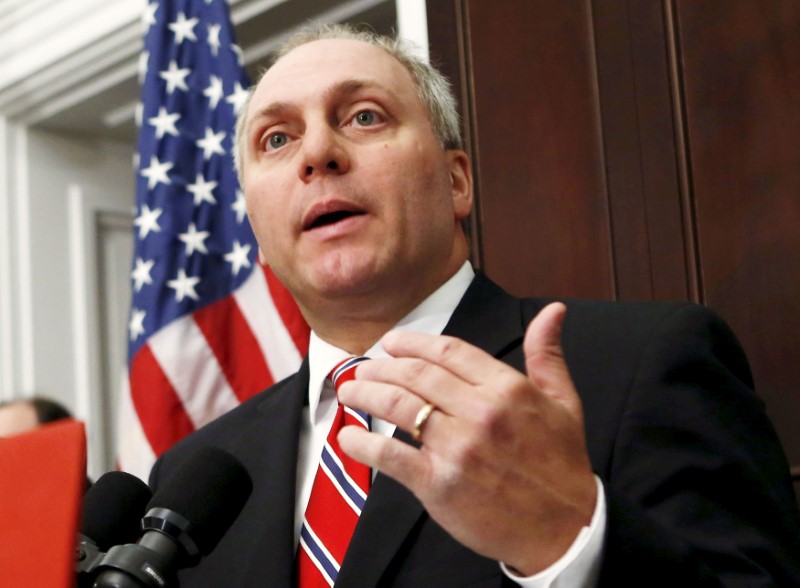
[0,397,72,436]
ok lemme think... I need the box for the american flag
[118,0,309,481]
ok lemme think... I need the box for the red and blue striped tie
[297,356,371,587]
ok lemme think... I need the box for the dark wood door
[427,0,800,499]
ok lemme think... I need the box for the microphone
[92,447,252,587]
[76,471,153,587]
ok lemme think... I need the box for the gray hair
[233,22,462,184]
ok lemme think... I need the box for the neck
[301,255,468,355]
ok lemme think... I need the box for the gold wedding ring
[412,402,436,442]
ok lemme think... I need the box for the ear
[447,149,473,222]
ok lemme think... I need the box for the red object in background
[0,419,86,587]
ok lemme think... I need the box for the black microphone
[76,471,153,587]
[92,447,252,588]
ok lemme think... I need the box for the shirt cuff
[499,475,606,588]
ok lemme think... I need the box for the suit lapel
[336,273,527,586]
[441,272,528,355]
[229,361,308,587]
[335,429,423,587]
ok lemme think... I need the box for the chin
[307,254,386,297]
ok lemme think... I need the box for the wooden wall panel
[592,0,694,301]
[428,0,800,497]
[675,0,800,474]
[459,0,615,300]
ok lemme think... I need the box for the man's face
[241,39,471,311]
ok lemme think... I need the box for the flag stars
[167,269,201,302]
[178,223,210,255]
[160,60,191,94]
[231,44,244,67]
[187,173,218,205]
[224,241,252,276]
[142,2,158,33]
[203,75,224,110]
[138,51,150,83]
[129,309,147,341]
[133,204,163,239]
[231,190,247,223]
[207,24,221,56]
[131,257,155,291]
[148,107,181,139]
[168,12,199,44]
[140,155,174,189]
[226,81,249,115]
[135,102,144,128]
[196,127,226,160]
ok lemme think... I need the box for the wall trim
[0,117,13,397]
[68,182,134,476]
[13,125,35,393]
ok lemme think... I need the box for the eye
[352,110,379,127]
[265,132,290,151]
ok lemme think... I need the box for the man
[0,397,73,437]
[149,24,800,586]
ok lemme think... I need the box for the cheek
[244,185,284,249]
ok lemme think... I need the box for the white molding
[0,0,276,116]
[229,0,290,25]
[0,116,13,397]
[13,124,35,393]
[25,61,140,126]
[0,0,142,91]
[396,0,429,60]
[68,183,93,433]
[68,181,134,476]
[103,100,139,129]
[240,0,389,66]
[0,18,142,118]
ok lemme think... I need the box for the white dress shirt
[295,262,605,586]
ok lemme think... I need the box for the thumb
[523,302,578,409]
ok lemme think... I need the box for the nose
[297,123,350,181]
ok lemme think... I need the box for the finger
[354,357,482,416]
[523,302,579,411]
[337,426,430,495]
[338,379,449,437]
[378,330,506,387]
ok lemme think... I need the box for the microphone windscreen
[147,447,252,555]
[81,471,152,551]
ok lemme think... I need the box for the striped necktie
[297,356,371,587]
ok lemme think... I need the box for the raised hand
[337,302,598,575]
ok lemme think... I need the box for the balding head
[0,401,39,436]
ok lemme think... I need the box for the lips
[302,200,367,231]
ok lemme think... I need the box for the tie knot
[328,356,369,393]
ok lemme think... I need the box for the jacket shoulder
[149,368,304,488]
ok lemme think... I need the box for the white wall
[0,125,134,476]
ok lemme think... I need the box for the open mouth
[303,201,367,231]
[307,209,364,230]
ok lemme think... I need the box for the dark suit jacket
[150,273,800,587]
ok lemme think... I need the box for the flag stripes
[194,294,274,403]
[121,0,309,479]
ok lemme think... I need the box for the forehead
[251,38,419,110]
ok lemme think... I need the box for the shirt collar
[307,261,475,420]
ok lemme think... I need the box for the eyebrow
[247,78,398,134]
